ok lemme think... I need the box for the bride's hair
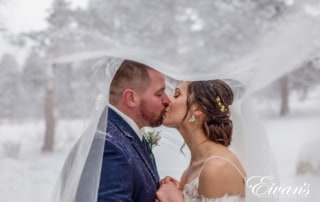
[186,80,234,146]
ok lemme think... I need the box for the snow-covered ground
[0,120,84,202]
[262,115,320,202]
[254,86,320,202]
[0,87,319,202]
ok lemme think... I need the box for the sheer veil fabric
[52,2,320,202]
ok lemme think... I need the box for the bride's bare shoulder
[198,157,245,198]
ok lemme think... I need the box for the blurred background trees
[1,0,320,152]
[0,53,20,118]
[279,58,320,116]
[255,58,320,116]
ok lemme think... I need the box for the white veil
[52,1,320,202]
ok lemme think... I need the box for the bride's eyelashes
[173,89,181,98]
[173,92,180,99]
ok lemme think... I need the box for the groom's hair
[109,60,151,105]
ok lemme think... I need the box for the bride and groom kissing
[92,59,246,202]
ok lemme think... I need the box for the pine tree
[22,51,46,118]
[0,53,20,118]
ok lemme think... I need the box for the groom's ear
[122,89,138,108]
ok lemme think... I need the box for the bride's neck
[179,127,218,162]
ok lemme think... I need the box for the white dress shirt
[108,104,143,140]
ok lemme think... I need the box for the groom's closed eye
[155,88,166,97]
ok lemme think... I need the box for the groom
[98,60,171,201]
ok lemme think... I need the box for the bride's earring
[188,114,195,123]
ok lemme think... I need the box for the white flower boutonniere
[142,128,161,150]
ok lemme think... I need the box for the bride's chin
[162,121,169,126]
[162,119,171,127]
[162,116,178,128]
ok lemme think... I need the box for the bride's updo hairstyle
[186,80,234,146]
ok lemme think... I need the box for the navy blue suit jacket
[97,108,160,202]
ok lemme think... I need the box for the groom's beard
[141,107,167,127]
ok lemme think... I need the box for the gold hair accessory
[216,96,229,115]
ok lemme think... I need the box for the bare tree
[279,75,289,116]
[24,0,74,152]
[42,64,56,152]
[279,59,320,117]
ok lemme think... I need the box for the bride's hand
[160,176,181,190]
[156,182,184,202]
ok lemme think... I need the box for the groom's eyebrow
[155,87,166,94]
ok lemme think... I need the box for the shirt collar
[109,104,143,140]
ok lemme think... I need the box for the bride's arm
[179,169,188,188]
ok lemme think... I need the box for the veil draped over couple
[55,59,250,202]
[51,2,320,202]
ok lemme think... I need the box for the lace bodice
[183,156,246,202]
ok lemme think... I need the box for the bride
[156,80,246,202]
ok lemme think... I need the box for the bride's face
[162,81,189,128]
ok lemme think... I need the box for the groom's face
[138,69,171,127]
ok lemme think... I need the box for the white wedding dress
[183,156,245,202]
[51,1,320,202]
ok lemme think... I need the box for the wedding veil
[52,1,320,202]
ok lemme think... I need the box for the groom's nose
[162,93,171,107]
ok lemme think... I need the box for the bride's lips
[162,110,168,118]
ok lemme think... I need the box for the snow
[255,86,320,201]
[261,116,320,201]
[0,89,320,202]
[0,120,83,202]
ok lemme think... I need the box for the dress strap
[200,156,246,181]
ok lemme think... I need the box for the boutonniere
[142,128,161,150]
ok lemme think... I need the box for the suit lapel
[108,108,160,185]
[131,136,160,183]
